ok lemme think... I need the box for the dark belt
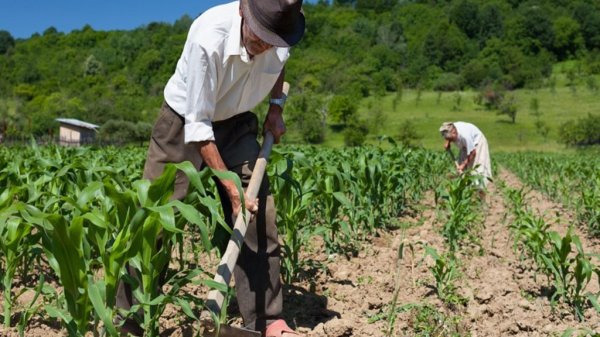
[165,101,254,132]
[212,111,255,131]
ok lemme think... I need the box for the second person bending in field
[439,121,492,196]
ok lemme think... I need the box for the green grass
[320,71,599,152]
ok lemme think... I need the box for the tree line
[0,0,599,144]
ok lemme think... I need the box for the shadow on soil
[282,284,340,331]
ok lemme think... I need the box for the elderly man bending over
[439,121,492,193]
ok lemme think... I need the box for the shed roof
[56,118,99,130]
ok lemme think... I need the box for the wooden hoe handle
[205,82,289,314]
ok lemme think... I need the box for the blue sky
[0,0,233,39]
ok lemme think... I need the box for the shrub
[396,120,423,147]
[474,84,504,110]
[328,95,357,126]
[343,122,368,146]
[432,72,464,91]
[559,114,600,146]
[99,119,151,145]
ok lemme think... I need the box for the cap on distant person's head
[439,122,454,138]
[240,0,305,47]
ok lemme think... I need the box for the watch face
[270,98,285,107]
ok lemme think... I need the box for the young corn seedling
[0,200,34,327]
[579,177,599,236]
[439,171,480,252]
[541,229,600,321]
[424,246,463,305]
[515,213,551,274]
[315,167,354,254]
[270,153,314,283]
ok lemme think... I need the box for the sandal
[265,319,300,337]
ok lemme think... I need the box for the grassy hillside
[320,70,599,152]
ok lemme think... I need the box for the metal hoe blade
[202,324,261,337]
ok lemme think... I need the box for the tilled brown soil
[1,168,599,336]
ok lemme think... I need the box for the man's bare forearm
[198,140,239,198]
[461,149,477,169]
[270,68,285,101]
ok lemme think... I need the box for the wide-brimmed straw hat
[439,122,454,138]
[240,0,305,47]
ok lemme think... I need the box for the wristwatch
[269,94,287,109]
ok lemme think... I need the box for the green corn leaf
[561,328,575,337]
[147,204,182,234]
[76,181,103,210]
[333,192,352,208]
[147,294,168,306]
[587,293,600,313]
[43,215,91,333]
[87,278,118,336]
[174,161,206,194]
[147,164,176,204]
[133,178,151,208]
[200,279,229,293]
[170,200,212,250]
[175,297,198,320]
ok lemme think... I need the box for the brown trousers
[116,102,283,332]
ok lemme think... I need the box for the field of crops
[0,144,599,337]
[498,152,600,237]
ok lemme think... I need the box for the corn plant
[579,176,600,236]
[501,182,600,320]
[438,171,480,252]
[424,246,462,305]
[0,198,34,327]
[503,186,528,219]
[498,152,600,237]
[513,213,551,273]
[0,143,457,335]
[314,166,354,253]
[270,152,314,283]
[541,229,600,321]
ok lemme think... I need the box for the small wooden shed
[56,118,99,146]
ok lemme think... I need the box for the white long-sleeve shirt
[453,122,483,154]
[163,1,290,144]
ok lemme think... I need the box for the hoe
[200,83,290,337]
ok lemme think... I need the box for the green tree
[461,59,490,88]
[478,3,504,45]
[514,5,555,53]
[83,54,104,77]
[498,94,517,123]
[450,0,480,39]
[552,17,584,61]
[328,95,357,126]
[25,93,86,136]
[573,2,600,50]
[422,22,469,72]
[529,97,540,117]
[0,30,15,54]
[286,90,326,144]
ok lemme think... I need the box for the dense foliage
[0,0,599,140]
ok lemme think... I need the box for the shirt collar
[223,13,245,64]
[223,11,289,65]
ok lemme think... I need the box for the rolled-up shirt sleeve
[184,43,217,144]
